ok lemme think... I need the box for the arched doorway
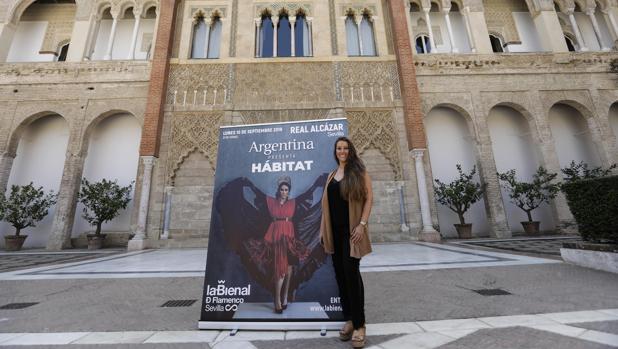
[488,106,554,233]
[72,113,141,238]
[2,114,69,248]
[426,107,489,237]
[6,0,76,62]
[548,103,601,169]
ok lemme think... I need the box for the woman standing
[320,137,373,348]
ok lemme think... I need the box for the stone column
[0,23,16,62]
[442,7,458,53]
[103,10,120,60]
[586,8,610,50]
[46,148,87,251]
[160,186,173,240]
[273,17,279,57]
[128,8,143,59]
[464,6,492,54]
[602,8,618,41]
[128,156,155,250]
[531,10,569,52]
[203,21,211,58]
[84,15,102,60]
[567,10,588,51]
[255,19,262,56]
[355,15,364,55]
[133,0,179,249]
[412,149,440,242]
[474,108,511,238]
[422,8,436,53]
[530,92,577,233]
[307,18,313,56]
[0,153,14,192]
[290,16,296,57]
[149,8,161,59]
[461,7,476,53]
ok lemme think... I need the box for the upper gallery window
[415,35,431,54]
[256,9,313,58]
[191,12,222,59]
[345,10,377,57]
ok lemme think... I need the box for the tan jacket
[320,171,372,259]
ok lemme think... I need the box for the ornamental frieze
[254,3,312,17]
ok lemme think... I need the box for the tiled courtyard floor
[0,239,616,348]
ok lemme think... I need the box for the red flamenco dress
[248,196,310,281]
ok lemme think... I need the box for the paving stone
[436,326,616,349]
[252,334,402,349]
[460,238,582,256]
[573,321,618,335]
[0,251,122,273]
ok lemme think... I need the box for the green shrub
[78,179,133,236]
[561,175,618,243]
[497,167,560,222]
[0,183,57,236]
[434,165,485,225]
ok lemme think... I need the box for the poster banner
[200,118,348,327]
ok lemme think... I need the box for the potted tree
[0,183,57,251]
[497,167,560,234]
[434,165,486,238]
[78,178,133,250]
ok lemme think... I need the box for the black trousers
[331,225,365,329]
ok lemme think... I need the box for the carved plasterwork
[168,111,224,184]
[190,6,227,20]
[239,109,330,124]
[347,110,403,180]
[340,4,378,17]
[40,20,73,53]
[234,63,335,105]
[254,3,312,17]
[483,0,526,44]
[166,64,230,104]
[340,61,402,101]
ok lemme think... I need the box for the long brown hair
[333,137,366,202]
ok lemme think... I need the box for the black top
[327,178,350,230]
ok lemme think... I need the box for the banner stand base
[198,321,346,331]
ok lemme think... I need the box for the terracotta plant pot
[4,235,28,251]
[521,221,540,235]
[86,234,107,250]
[454,224,473,239]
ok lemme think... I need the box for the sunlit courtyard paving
[0,241,617,348]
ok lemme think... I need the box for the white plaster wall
[409,12,472,53]
[488,107,554,232]
[6,21,55,62]
[72,114,141,235]
[1,116,69,248]
[508,12,546,52]
[426,107,489,237]
[574,12,613,50]
[610,104,618,143]
[450,12,472,53]
[549,104,601,169]
[91,18,156,60]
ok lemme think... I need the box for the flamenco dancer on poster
[216,174,328,313]
[320,137,373,349]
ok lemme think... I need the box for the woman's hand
[351,225,365,244]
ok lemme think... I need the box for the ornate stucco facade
[0,0,616,250]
